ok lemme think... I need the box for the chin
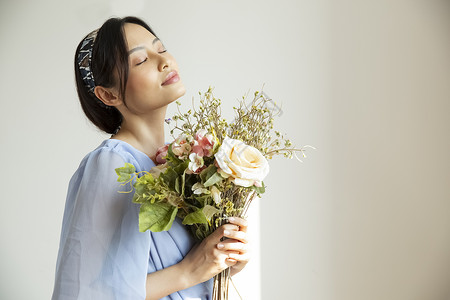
[170,81,186,102]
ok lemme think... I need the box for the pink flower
[172,134,193,159]
[171,143,183,157]
[193,129,215,157]
[194,129,207,140]
[155,144,169,164]
[191,142,204,157]
[172,141,191,159]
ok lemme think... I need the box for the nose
[158,54,171,72]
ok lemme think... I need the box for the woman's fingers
[227,217,248,233]
[207,224,245,243]
[217,241,248,253]
[217,246,246,265]
[225,257,238,265]
[207,217,248,243]
[227,252,250,263]
[216,251,237,269]
[206,225,232,245]
[223,229,248,244]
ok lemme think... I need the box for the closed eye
[136,58,148,66]
[135,48,167,66]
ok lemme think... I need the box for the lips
[162,71,180,86]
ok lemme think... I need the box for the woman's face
[121,23,185,114]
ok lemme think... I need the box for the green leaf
[175,176,180,194]
[184,173,198,197]
[166,143,182,165]
[250,181,266,194]
[200,165,217,183]
[132,173,157,203]
[115,163,136,182]
[160,168,178,191]
[203,205,220,221]
[190,193,210,207]
[139,202,178,232]
[203,172,223,187]
[194,223,210,240]
[173,160,189,174]
[136,173,155,186]
[181,171,186,196]
[182,207,208,225]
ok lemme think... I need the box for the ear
[94,86,122,107]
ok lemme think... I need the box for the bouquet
[115,86,312,299]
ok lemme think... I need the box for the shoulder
[80,139,155,173]
[67,139,155,190]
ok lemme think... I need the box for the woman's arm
[145,262,191,300]
[145,217,250,300]
[53,150,153,300]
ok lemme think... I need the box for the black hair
[74,16,159,134]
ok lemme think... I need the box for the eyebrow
[128,37,160,55]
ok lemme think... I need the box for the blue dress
[52,139,213,300]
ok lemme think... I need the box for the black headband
[77,30,98,93]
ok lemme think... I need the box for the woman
[52,16,249,300]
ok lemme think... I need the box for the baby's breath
[169,86,312,162]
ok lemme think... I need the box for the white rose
[214,137,269,187]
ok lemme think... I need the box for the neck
[112,106,168,160]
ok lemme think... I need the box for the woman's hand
[179,217,251,286]
[217,217,250,277]
[145,217,251,299]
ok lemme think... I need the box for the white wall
[327,2,450,300]
[1,1,449,300]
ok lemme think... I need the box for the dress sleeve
[52,149,150,300]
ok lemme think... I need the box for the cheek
[128,69,156,88]
[126,70,159,97]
